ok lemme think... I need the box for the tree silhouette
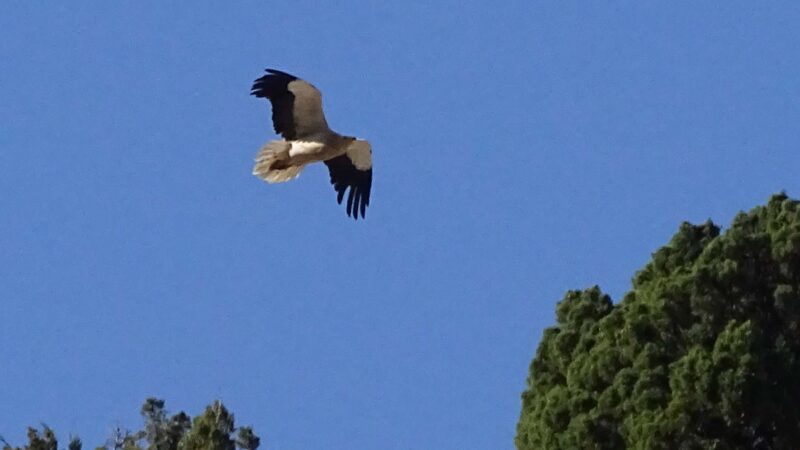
[517,194,800,449]
[2,399,260,450]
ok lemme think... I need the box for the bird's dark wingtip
[264,68,298,80]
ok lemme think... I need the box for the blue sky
[1,2,799,449]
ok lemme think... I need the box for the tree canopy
[516,194,800,449]
[1,399,260,450]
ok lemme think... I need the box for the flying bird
[250,69,373,220]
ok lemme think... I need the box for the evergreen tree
[2,400,260,450]
[180,401,236,450]
[1,427,79,450]
[517,194,800,449]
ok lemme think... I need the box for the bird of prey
[250,69,373,220]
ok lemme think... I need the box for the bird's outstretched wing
[250,69,330,140]
[324,140,372,220]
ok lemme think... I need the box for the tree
[516,194,800,449]
[1,427,75,450]
[2,399,260,450]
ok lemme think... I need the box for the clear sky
[1,2,799,449]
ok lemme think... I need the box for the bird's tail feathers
[252,140,305,183]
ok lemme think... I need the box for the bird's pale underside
[250,69,373,220]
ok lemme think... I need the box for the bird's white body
[252,136,371,183]
[288,140,325,158]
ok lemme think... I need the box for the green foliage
[138,398,192,450]
[2,400,260,450]
[180,402,235,450]
[516,194,800,449]
[1,427,80,450]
